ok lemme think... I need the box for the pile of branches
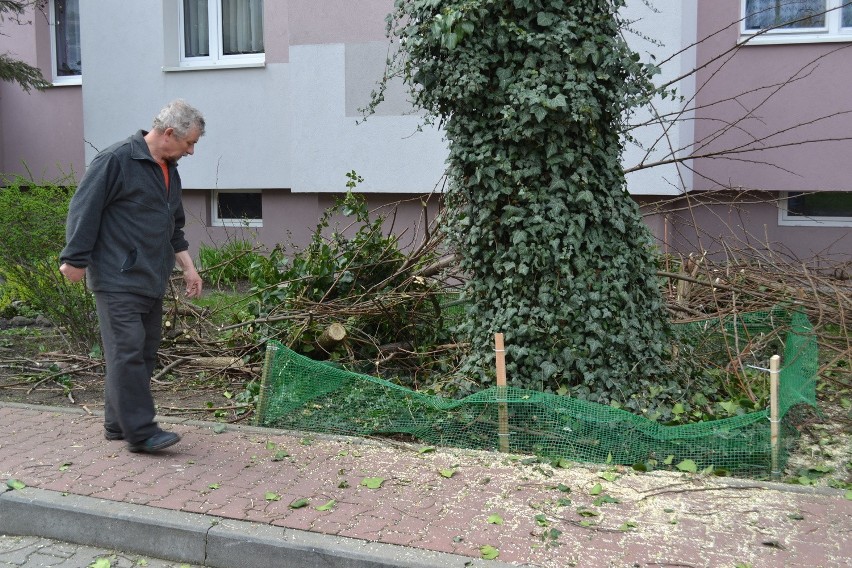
[658,246,850,394]
[159,227,850,399]
[16,197,846,421]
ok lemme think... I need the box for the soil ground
[1,318,850,491]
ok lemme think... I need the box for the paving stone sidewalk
[0,402,850,568]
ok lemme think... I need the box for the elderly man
[60,99,205,453]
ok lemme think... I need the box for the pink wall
[0,3,84,182]
[693,1,852,192]
[263,0,289,63]
[182,191,442,260]
[640,192,851,266]
[287,0,391,45]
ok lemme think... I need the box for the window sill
[51,77,82,87]
[779,217,852,227]
[163,61,265,72]
[212,220,263,228]
[740,33,852,46]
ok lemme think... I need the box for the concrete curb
[0,487,513,568]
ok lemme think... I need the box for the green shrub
[198,239,263,289]
[0,176,98,352]
[248,181,448,367]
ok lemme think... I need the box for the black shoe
[127,431,180,453]
[104,428,124,441]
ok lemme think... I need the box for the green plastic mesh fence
[255,309,817,476]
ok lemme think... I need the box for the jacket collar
[130,129,179,168]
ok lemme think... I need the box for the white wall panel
[621,0,698,196]
[81,0,291,190]
[289,44,448,193]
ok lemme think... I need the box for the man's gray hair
[152,99,206,138]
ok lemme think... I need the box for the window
[742,0,852,42]
[212,190,263,227]
[779,191,852,226]
[180,0,264,67]
[50,0,81,83]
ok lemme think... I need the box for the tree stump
[316,323,347,357]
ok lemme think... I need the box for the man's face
[163,126,201,163]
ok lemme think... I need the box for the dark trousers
[95,291,163,444]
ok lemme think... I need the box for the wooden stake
[769,354,780,478]
[495,333,509,452]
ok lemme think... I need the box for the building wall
[692,0,852,193]
[621,0,698,197]
[8,1,844,264]
[0,3,84,182]
[648,191,851,265]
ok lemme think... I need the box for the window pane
[54,0,81,76]
[843,3,852,27]
[787,192,852,217]
[745,0,825,30]
[217,192,262,220]
[184,0,210,57]
[221,0,264,55]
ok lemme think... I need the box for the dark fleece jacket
[60,130,190,299]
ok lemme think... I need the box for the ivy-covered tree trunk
[389,0,677,411]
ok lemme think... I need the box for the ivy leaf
[265,441,277,450]
[208,483,220,490]
[6,479,26,490]
[576,508,599,517]
[289,498,310,509]
[663,455,675,465]
[486,514,504,525]
[361,477,385,489]
[59,462,72,472]
[439,468,457,478]
[589,483,603,495]
[598,471,618,482]
[264,492,280,501]
[593,494,620,506]
[316,499,336,511]
[271,450,290,462]
[619,521,639,531]
[480,545,500,560]
[88,558,111,568]
[676,459,698,473]
[418,446,436,454]
[845,490,852,500]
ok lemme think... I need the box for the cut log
[192,356,244,369]
[316,323,347,353]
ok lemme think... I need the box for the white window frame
[212,190,263,228]
[778,191,852,227]
[177,0,265,69]
[48,0,81,86]
[741,0,852,44]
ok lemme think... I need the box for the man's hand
[59,263,86,283]
[175,250,203,298]
[183,270,203,298]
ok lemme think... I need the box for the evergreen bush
[380,0,690,415]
